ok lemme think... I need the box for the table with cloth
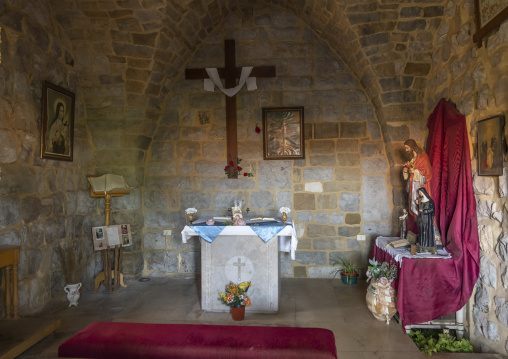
[372,237,466,335]
[181,219,298,313]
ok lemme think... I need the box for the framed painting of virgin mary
[40,81,75,161]
[477,115,504,176]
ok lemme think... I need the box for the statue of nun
[416,187,437,253]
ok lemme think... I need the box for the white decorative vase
[64,282,82,307]
[366,280,397,324]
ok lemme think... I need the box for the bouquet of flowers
[224,158,253,177]
[279,207,291,214]
[218,281,252,307]
[366,259,398,285]
[402,157,415,169]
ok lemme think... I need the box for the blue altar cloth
[191,221,286,243]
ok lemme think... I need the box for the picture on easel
[92,224,132,251]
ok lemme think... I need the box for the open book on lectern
[88,174,130,193]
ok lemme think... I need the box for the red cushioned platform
[58,322,337,359]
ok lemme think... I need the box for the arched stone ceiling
[52,0,445,145]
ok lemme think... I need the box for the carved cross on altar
[185,39,276,178]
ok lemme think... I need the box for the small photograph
[122,234,130,245]
[121,224,128,234]
[96,227,104,240]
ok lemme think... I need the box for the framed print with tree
[40,81,75,161]
[262,107,304,160]
[473,0,508,46]
[478,115,504,176]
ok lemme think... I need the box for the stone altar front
[182,224,295,313]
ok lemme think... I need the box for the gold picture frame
[262,107,305,160]
[473,0,508,46]
[477,115,505,176]
[41,81,75,161]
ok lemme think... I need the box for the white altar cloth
[181,223,298,260]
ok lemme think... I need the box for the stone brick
[336,140,359,152]
[151,142,175,161]
[180,192,211,210]
[218,178,256,190]
[213,192,235,210]
[307,224,336,237]
[343,105,374,122]
[330,212,344,225]
[363,222,392,238]
[339,193,361,212]
[294,193,316,210]
[295,251,327,265]
[314,213,329,223]
[337,153,360,167]
[348,238,361,249]
[0,164,37,195]
[258,161,292,189]
[362,158,388,173]
[144,191,168,210]
[145,250,178,272]
[345,213,361,225]
[276,191,292,208]
[317,194,337,209]
[397,19,427,32]
[176,141,201,160]
[335,168,361,182]
[314,238,347,250]
[340,123,366,138]
[195,161,225,176]
[404,62,431,76]
[305,182,323,192]
[314,123,338,139]
[250,190,274,210]
[0,229,21,245]
[338,226,361,237]
[0,197,20,228]
[293,266,307,277]
[144,232,169,250]
[309,155,336,167]
[480,255,497,288]
[474,284,490,313]
[303,168,334,181]
[145,211,184,230]
[361,142,384,157]
[362,175,390,220]
[309,140,335,154]
[297,211,312,222]
[181,251,200,272]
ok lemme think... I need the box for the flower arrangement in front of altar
[218,281,252,307]
[185,208,197,215]
[224,158,254,177]
[366,259,398,285]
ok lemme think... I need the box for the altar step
[0,318,61,359]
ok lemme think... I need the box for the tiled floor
[14,277,502,358]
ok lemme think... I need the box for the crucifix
[185,39,276,178]
[233,257,246,281]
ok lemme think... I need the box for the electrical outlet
[163,230,172,235]
[357,234,366,241]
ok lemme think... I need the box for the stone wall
[0,2,97,314]
[143,7,393,279]
[424,0,508,354]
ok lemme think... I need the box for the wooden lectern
[88,175,130,292]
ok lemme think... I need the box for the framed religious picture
[262,107,304,160]
[473,0,508,46]
[40,81,75,161]
[477,115,505,176]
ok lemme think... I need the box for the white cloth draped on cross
[203,67,257,97]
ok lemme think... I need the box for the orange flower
[244,297,251,307]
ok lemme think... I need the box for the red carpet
[58,322,337,359]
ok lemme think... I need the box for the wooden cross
[185,39,276,178]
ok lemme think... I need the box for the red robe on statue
[407,152,433,233]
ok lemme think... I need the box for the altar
[181,220,297,313]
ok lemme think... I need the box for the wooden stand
[89,183,130,292]
[0,245,20,320]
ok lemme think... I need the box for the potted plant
[330,256,359,285]
[218,281,252,321]
[365,259,398,324]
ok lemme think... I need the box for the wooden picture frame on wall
[40,81,75,161]
[477,114,505,176]
[473,0,508,46]
[262,107,305,160]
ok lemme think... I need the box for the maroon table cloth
[375,99,479,329]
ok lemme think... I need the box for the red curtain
[426,98,480,310]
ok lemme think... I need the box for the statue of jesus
[402,139,433,232]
